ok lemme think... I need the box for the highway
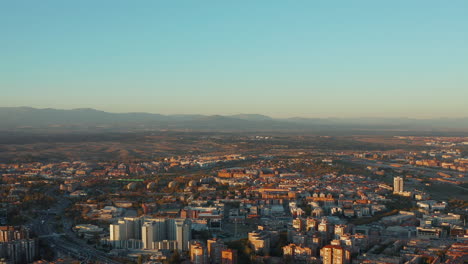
[30,191,122,264]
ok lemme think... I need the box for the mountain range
[1,107,467,133]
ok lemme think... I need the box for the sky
[1,1,467,118]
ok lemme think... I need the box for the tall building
[318,218,333,242]
[166,218,177,241]
[306,217,319,231]
[320,245,351,264]
[190,242,208,264]
[152,218,167,242]
[248,231,270,255]
[110,217,144,242]
[174,218,192,251]
[142,222,156,249]
[283,244,314,263]
[0,226,29,242]
[109,217,146,249]
[393,176,404,194]
[110,222,124,241]
[141,218,191,251]
[207,238,227,264]
[0,226,37,264]
[123,217,144,240]
[292,218,305,232]
[156,240,178,250]
[221,249,238,264]
[334,225,348,238]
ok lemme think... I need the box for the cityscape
[1,1,468,263]
[0,132,466,263]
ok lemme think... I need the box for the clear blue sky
[1,1,467,118]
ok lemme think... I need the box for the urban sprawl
[0,136,467,264]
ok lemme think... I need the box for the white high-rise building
[123,217,144,240]
[175,218,192,251]
[110,222,125,241]
[166,218,177,241]
[393,176,404,193]
[142,222,156,249]
[153,218,167,242]
[110,217,144,242]
[109,216,192,251]
[140,218,191,251]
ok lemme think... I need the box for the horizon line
[2,106,467,120]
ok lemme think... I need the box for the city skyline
[1,2,467,262]
[2,1,468,118]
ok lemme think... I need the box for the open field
[0,132,432,163]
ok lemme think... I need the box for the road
[30,190,122,264]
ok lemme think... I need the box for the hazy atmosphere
[1,2,468,264]
[2,0,468,118]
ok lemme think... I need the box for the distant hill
[230,114,273,121]
[0,107,467,133]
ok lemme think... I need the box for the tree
[168,250,181,264]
